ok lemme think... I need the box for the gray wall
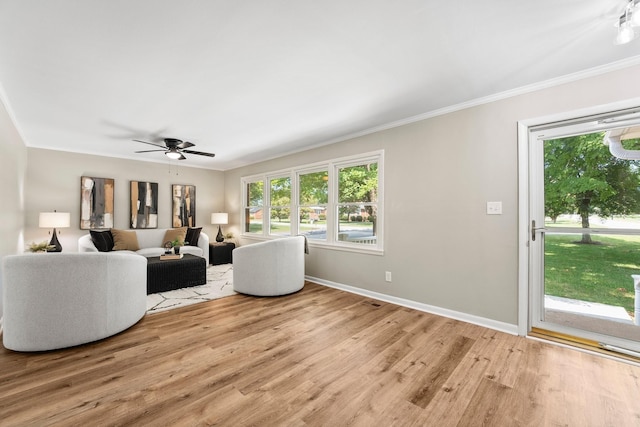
[225,64,640,326]
[24,149,225,252]
[0,97,28,320]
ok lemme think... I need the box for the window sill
[240,235,384,256]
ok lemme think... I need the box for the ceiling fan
[133,138,215,160]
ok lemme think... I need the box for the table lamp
[39,211,71,252]
[211,212,228,243]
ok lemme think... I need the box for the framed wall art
[80,176,114,229]
[130,180,158,229]
[172,184,196,227]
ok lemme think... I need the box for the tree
[338,162,378,233]
[248,181,263,206]
[299,171,328,206]
[269,177,291,222]
[245,181,264,232]
[544,132,640,243]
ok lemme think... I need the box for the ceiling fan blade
[133,139,165,149]
[182,149,216,158]
[135,149,166,153]
[177,141,195,149]
[177,153,187,160]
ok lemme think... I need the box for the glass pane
[299,171,328,205]
[544,132,640,231]
[270,177,291,205]
[544,232,640,341]
[270,207,291,236]
[247,181,264,206]
[337,205,377,245]
[338,163,378,203]
[299,206,327,240]
[542,131,640,342]
[245,207,263,234]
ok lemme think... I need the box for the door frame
[517,98,640,337]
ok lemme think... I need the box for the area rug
[146,264,236,314]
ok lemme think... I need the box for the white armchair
[2,252,147,351]
[232,236,306,296]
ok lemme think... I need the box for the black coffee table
[146,254,207,294]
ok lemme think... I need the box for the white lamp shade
[39,212,71,228]
[211,212,228,225]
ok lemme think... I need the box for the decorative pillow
[185,227,202,246]
[90,230,114,252]
[111,229,141,251]
[163,227,187,246]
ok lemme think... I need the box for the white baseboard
[305,275,519,336]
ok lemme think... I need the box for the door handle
[531,220,546,241]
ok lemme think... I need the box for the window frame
[240,150,384,255]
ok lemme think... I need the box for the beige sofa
[2,252,147,351]
[78,228,209,264]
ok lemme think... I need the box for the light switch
[487,201,502,215]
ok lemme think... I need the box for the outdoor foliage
[338,163,378,203]
[247,181,263,206]
[338,162,378,233]
[299,171,328,223]
[270,177,291,222]
[299,171,328,205]
[544,132,640,243]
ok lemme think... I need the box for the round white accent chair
[2,252,147,352]
[232,236,306,296]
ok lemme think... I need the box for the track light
[615,0,640,45]
[616,21,636,45]
[632,2,640,26]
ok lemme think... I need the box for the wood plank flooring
[1,282,640,426]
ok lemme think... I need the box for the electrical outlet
[385,271,392,282]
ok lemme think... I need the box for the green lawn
[545,234,640,315]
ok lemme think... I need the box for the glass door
[530,112,640,355]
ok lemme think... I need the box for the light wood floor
[1,282,640,426]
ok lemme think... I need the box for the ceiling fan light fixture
[133,138,214,160]
[165,149,182,160]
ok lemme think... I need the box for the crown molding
[300,55,640,153]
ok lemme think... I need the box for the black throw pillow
[185,227,202,246]
[90,229,114,252]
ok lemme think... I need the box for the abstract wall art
[172,184,196,227]
[130,180,158,229]
[80,176,114,229]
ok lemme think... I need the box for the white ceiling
[1,0,640,170]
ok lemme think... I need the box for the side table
[209,242,235,265]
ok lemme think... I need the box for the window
[269,176,291,236]
[336,161,378,245]
[244,180,263,234]
[241,150,383,253]
[298,169,328,241]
